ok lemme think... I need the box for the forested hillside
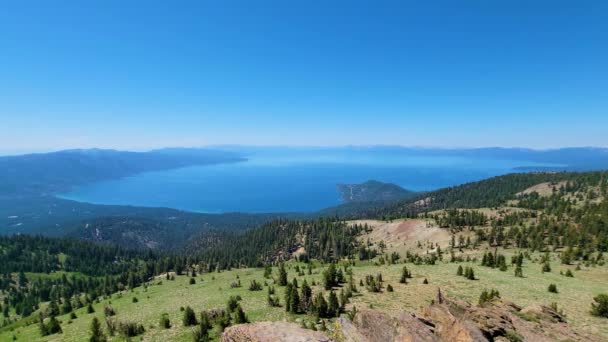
[359,171,607,219]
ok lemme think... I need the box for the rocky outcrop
[221,292,588,342]
[335,309,439,342]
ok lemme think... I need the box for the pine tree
[289,285,301,313]
[312,292,328,318]
[48,300,60,317]
[300,280,312,312]
[183,306,197,326]
[264,265,272,278]
[47,316,62,334]
[233,305,248,324]
[399,266,409,284]
[199,311,211,336]
[328,290,340,317]
[514,265,523,278]
[62,299,73,314]
[278,263,288,286]
[284,283,293,312]
[39,314,49,336]
[89,317,106,342]
[323,263,338,290]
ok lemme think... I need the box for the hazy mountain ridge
[0,148,244,197]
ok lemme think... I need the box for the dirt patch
[221,321,332,341]
[352,219,452,252]
[517,181,568,197]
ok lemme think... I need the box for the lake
[58,152,559,213]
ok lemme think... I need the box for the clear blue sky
[1,0,607,152]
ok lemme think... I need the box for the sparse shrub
[267,294,280,307]
[249,280,263,291]
[160,313,171,329]
[118,321,145,338]
[387,284,394,292]
[591,294,608,318]
[548,284,558,293]
[478,288,500,305]
[103,305,116,317]
[233,304,248,324]
[399,266,412,284]
[514,266,523,278]
[105,318,117,336]
[87,303,95,314]
[565,269,574,277]
[189,278,196,285]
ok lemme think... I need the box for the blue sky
[1,0,607,152]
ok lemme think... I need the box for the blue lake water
[58,153,559,213]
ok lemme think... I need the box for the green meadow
[2,249,607,342]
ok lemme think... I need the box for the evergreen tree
[183,306,197,326]
[328,290,340,317]
[278,263,288,286]
[312,292,328,318]
[62,299,73,315]
[323,263,338,290]
[233,305,248,324]
[47,316,62,334]
[284,283,293,312]
[289,284,301,314]
[39,314,49,337]
[514,266,523,278]
[89,317,106,342]
[300,280,312,312]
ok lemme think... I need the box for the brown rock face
[221,294,588,342]
[221,321,332,342]
[335,308,439,342]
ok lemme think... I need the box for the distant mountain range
[0,148,244,197]
[210,145,608,170]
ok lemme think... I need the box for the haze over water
[58,151,560,213]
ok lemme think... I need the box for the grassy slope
[3,251,607,341]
